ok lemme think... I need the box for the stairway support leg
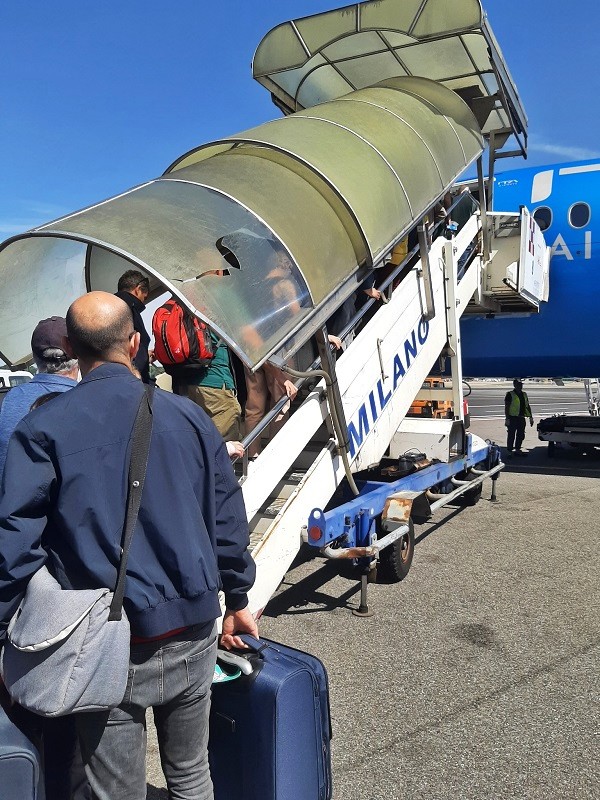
[490,473,500,503]
[353,570,375,618]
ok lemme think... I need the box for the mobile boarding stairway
[240,193,549,615]
[0,1,550,616]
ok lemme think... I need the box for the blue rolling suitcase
[209,636,332,800]
[0,702,45,799]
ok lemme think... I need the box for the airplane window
[568,202,590,229]
[533,206,552,231]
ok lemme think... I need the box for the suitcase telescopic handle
[216,649,254,676]
[216,636,266,676]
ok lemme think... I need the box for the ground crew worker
[505,378,534,456]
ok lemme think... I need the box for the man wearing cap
[0,316,79,474]
[0,316,84,800]
[504,378,534,457]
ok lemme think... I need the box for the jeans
[507,416,526,451]
[76,622,217,800]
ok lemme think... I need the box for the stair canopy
[0,75,482,369]
[252,0,527,154]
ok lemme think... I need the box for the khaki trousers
[186,385,242,442]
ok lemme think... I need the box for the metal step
[248,470,307,552]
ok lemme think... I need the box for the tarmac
[147,383,600,799]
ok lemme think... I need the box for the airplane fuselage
[461,159,600,378]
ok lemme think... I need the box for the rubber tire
[378,519,415,583]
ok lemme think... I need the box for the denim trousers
[76,622,218,800]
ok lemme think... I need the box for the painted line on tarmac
[471,410,588,420]
[473,401,590,408]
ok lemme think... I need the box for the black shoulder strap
[109,384,154,621]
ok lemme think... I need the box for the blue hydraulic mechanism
[305,436,502,617]
[306,438,502,555]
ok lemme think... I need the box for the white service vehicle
[0,369,32,393]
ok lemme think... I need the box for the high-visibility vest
[507,390,532,418]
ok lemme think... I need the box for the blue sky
[1,0,599,239]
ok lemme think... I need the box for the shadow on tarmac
[264,504,478,617]
[262,552,361,618]
[349,633,600,770]
[413,506,465,546]
[502,443,600,479]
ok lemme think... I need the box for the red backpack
[152,298,214,373]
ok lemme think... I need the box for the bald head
[66,292,136,366]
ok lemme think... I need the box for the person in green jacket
[178,332,242,443]
[504,378,534,457]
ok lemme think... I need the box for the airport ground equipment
[407,377,471,427]
[584,379,600,416]
[0,369,32,392]
[537,378,600,453]
[537,415,600,456]
[0,1,549,615]
[0,368,32,409]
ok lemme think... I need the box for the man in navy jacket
[115,269,152,384]
[0,291,257,800]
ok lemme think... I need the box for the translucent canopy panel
[162,152,361,307]
[0,182,322,369]
[0,237,87,365]
[253,0,527,154]
[0,74,483,368]
[168,77,483,267]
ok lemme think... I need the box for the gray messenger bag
[0,386,153,717]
